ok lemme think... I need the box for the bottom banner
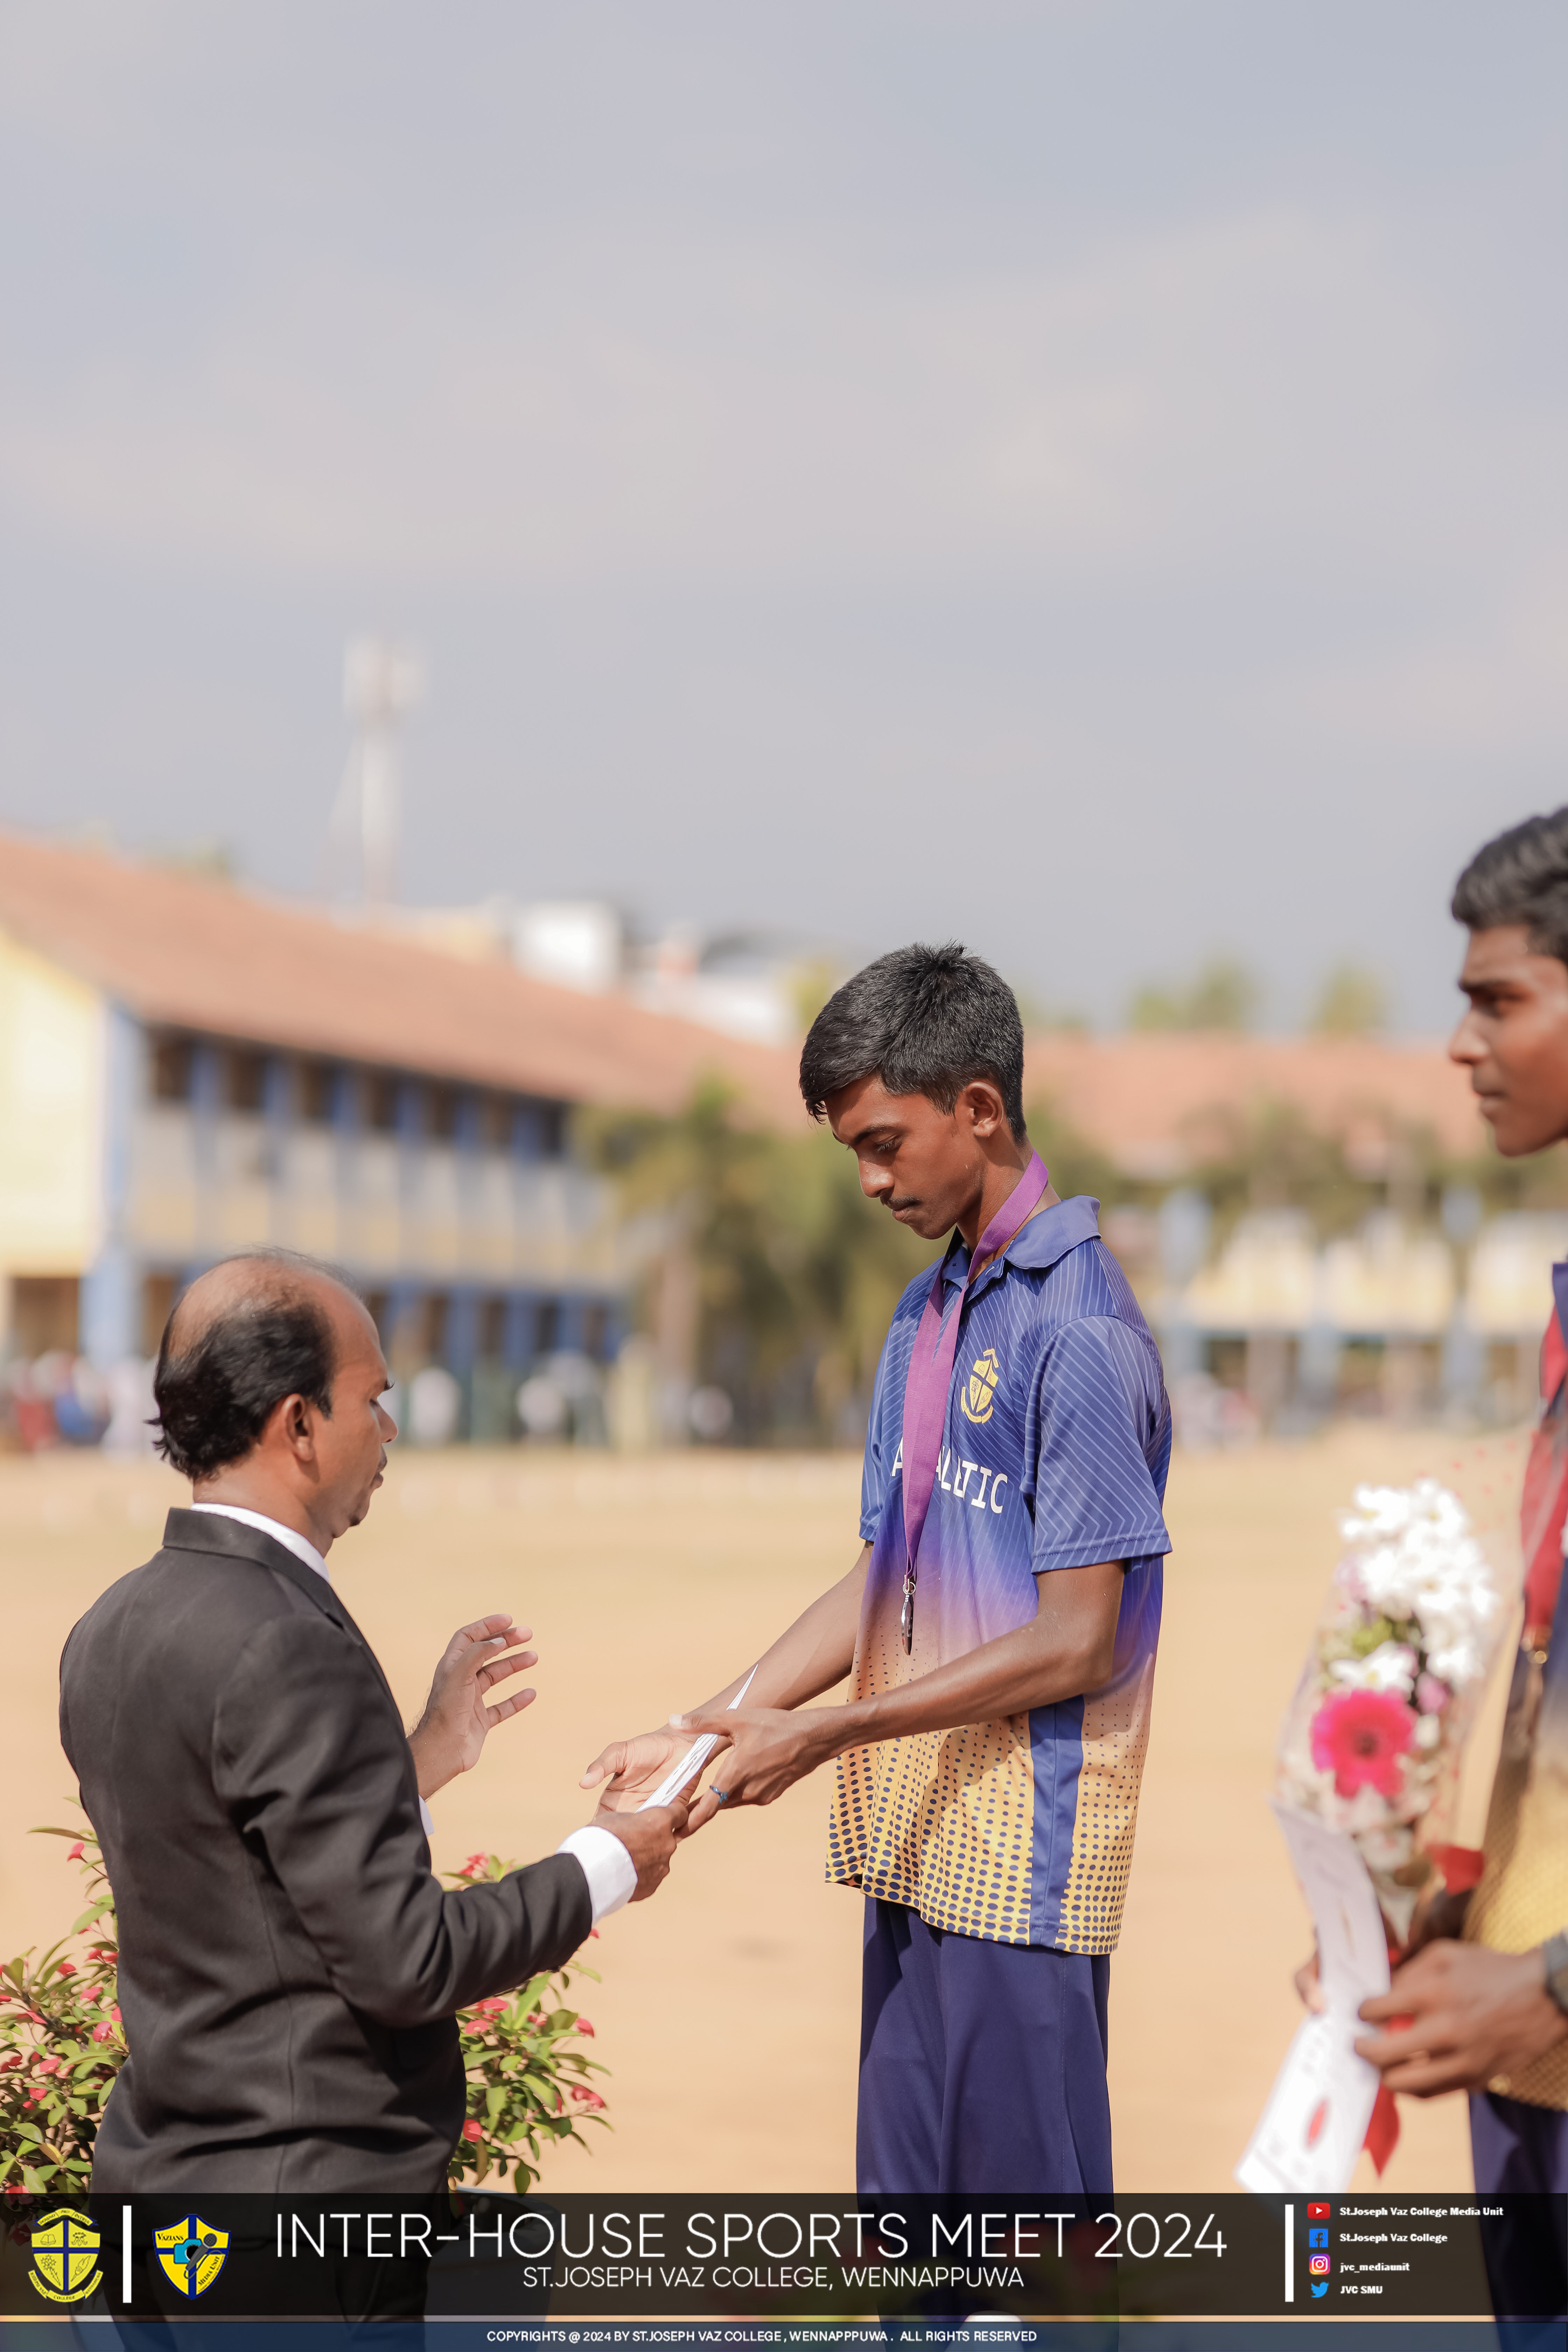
[0,2193,1562,2330]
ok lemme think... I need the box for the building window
[534,1297,561,1357]
[478,1296,506,1358]
[582,1301,609,1362]
[10,1276,80,1356]
[366,1072,400,1133]
[427,1084,459,1140]
[142,1273,180,1358]
[227,1050,267,1112]
[363,1290,390,1345]
[539,1103,567,1159]
[149,1035,194,1102]
[477,1094,512,1150]
[299,1062,337,1124]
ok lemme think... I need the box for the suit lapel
[160,1508,397,1706]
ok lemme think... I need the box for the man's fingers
[483,1690,537,1727]
[682,1789,722,1833]
[475,1648,539,1691]
[448,1612,518,1651]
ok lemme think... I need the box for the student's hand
[580,1726,704,1815]
[408,1614,538,1799]
[1355,1941,1568,2096]
[589,1799,690,1901]
[673,1704,840,1808]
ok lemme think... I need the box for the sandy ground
[0,1426,1530,2195]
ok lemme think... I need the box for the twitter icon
[1311,2283,1329,2300]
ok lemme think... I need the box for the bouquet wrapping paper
[1275,1479,1505,1946]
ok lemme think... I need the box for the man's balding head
[155,1249,376,1482]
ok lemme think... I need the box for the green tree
[1127,958,1257,1032]
[583,1079,935,1441]
[1310,964,1388,1036]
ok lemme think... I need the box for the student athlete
[1336,813,1568,2318]
[582,943,1172,2192]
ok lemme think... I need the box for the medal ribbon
[897,1151,1050,1649]
[1520,1268,1568,1647]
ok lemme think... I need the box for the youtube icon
[1308,2202,1330,2219]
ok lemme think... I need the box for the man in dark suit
[60,1248,686,2192]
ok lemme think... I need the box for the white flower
[1335,1480,1501,1689]
[1414,1713,1442,1752]
[1329,1640,1418,1696]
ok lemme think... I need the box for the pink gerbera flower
[1310,1688,1416,1799]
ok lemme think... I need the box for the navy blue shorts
[1469,2091,1568,2325]
[856,1896,1113,2194]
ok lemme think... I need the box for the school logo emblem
[155,2216,229,2298]
[960,1348,1001,1423]
[28,2206,103,2304]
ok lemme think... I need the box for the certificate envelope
[1235,1802,1391,2195]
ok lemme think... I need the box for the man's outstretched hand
[409,1613,539,1799]
[590,1798,690,1900]
[580,1727,702,1813]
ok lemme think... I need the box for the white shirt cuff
[556,1824,637,1924]
[418,1797,434,1838]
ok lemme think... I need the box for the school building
[0,831,798,1416]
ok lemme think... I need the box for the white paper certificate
[637,1666,759,1811]
[1235,1802,1391,2195]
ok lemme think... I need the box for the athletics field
[1,1427,1525,2194]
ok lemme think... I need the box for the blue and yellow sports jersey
[827,1194,1172,1954]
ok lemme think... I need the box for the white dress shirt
[189,1502,635,1923]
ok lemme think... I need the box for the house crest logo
[155,2216,229,2298]
[960,1348,1001,1424]
[28,2206,103,2304]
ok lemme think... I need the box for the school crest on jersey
[960,1347,1001,1423]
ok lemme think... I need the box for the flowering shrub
[443,1851,609,2189]
[1276,1479,1504,1940]
[1,1830,606,2197]
[0,1827,121,2191]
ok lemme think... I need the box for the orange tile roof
[0,831,805,1126]
[1024,1029,1487,1172]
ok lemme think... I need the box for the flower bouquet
[1275,1479,1505,1946]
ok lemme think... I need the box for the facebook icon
[1309,2229,1329,2247]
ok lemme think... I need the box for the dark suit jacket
[59,1508,592,2191]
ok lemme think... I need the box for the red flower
[462,2119,484,2141]
[91,2023,116,2044]
[1310,1689,1417,1799]
[66,1843,84,1863]
[460,1854,488,1879]
[574,2016,595,2036]
[570,2088,606,2110]
[37,2058,59,2076]
[56,1961,76,1976]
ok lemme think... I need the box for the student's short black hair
[799,942,1027,1138]
[153,1248,355,1481]
[1452,808,1568,967]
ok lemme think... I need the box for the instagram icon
[1310,2256,1330,2277]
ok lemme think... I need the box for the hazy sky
[1,2,1563,1029]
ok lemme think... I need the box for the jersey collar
[940,1192,1101,1293]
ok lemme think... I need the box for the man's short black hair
[1452,807,1568,965]
[799,941,1027,1138]
[153,1248,356,1481]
